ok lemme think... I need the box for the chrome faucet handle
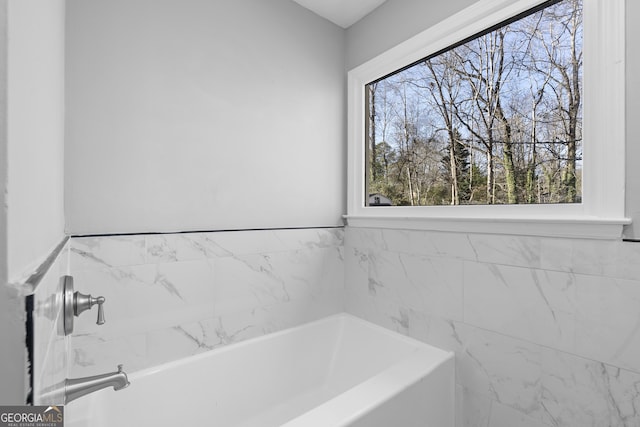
[74,291,106,325]
[96,297,105,325]
[62,276,107,336]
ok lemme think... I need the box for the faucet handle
[96,297,105,325]
[74,291,106,326]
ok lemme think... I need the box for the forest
[366,0,582,206]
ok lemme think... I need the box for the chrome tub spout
[65,364,130,404]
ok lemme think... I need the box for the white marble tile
[539,237,574,273]
[361,228,477,259]
[144,229,342,263]
[404,253,464,321]
[346,227,640,427]
[207,230,287,255]
[213,309,277,344]
[571,239,620,277]
[211,297,341,347]
[322,245,345,290]
[72,315,254,377]
[344,291,463,357]
[344,227,386,250]
[540,237,620,277]
[345,292,430,341]
[468,234,541,268]
[145,234,212,263]
[57,242,71,276]
[488,401,551,427]
[155,259,216,305]
[362,249,464,320]
[259,250,317,302]
[379,228,456,257]
[143,296,342,372]
[70,261,215,338]
[456,386,491,427]
[145,318,219,368]
[70,331,108,350]
[71,236,146,269]
[347,279,640,427]
[611,241,640,281]
[450,322,640,427]
[463,261,575,351]
[214,254,295,315]
[422,314,466,358]
[200,228,343,257]
[34,334,68,405]
[270,228,344,252]
[574,274,640,373]
[344,304,552,426]
[213,247,341,316]
[366,250,423,309]
[253,295,342,332]
[424,231,478,260]
[70,333,147,378]
[68,228,345,376]
[344,247,369,293]
[378,228,418,254]
[539,349,640,427]
[69,264,159,336]
[344,288,372,321]
[455,324,543,417]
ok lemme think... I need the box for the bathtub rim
[282,346,455,427]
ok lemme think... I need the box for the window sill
[343,214,631,240]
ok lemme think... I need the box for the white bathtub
[66,314,454,427]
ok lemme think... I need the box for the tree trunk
[486,148,495,204]
[369,84,377,182]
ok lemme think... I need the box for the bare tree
[423,54,464,204]
[365,0,582,207]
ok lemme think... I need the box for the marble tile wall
[344,227,640,427]
[32,241,70,405]
[68,228,344,377]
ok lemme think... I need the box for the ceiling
[292,0,388,28]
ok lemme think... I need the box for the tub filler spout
[65,364,130,404]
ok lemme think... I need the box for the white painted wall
[65,0,346,235]
[6,0,66,281]
[346,0,479,70]
[0,0,21,406]
[1,0,66,404]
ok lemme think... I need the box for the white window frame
[346,0,629,239]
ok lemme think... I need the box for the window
[347,0,628,239]
[366,0,582,207]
